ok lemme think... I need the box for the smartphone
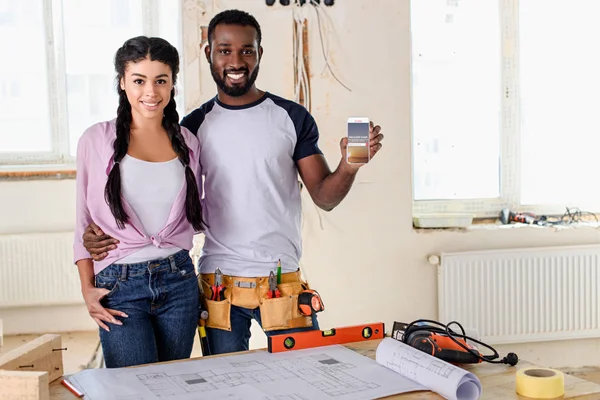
[346,117,370,164]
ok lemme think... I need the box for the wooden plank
[0,370,49,400]
[0,334,63,383]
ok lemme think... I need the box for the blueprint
[67,344,425,400]
[375,338,482,400]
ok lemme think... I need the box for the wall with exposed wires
[177,0,600,368]
[2,0,596,367]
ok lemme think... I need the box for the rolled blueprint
[376,337,482,400]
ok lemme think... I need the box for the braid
[104,89,131,229]
[163,89,206,231]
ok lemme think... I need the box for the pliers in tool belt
[268,271,281,299]
[210,267,226,301]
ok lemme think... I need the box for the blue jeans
[96,249,199,368]
[205,304,320,355]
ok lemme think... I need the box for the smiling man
[82,9,384,356]
[207,22,260,99]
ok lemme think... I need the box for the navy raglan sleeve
[292,109,323,162]
[180,99,215,137]
[180,111,202,136]
[269,94,323,161]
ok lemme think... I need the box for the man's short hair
[207,9,262,47]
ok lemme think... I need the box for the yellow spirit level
[267,322,385,353]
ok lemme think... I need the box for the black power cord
[402,319,519,366]
[561,206,598,224]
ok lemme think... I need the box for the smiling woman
[72,36,205,369]
[120,61,174,121]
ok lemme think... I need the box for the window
[0,0,184,167]
[411,0,600,217]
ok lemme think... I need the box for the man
[82,9,383,355]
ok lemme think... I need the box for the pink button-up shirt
[73,119,202,274]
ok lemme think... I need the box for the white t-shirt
[180,92,323,277]
[116,154,184,263]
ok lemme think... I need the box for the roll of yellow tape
[516,367,565,399]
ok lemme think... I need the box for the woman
[73,36,205,368]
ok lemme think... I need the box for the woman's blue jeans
[95,249,199,368]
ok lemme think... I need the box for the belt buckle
[233,280,256,289]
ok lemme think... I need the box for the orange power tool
[399,320,519,366]
[405,329,484,364]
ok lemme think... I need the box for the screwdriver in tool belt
[198,310,210,356]
[197,276,211,356]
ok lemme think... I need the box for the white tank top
[116,154,184,263]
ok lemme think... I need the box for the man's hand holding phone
[340,118,383,171]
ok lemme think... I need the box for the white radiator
[437,244,600,345]
[0,232,83,308]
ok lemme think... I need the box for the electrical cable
[311,3,351,92]
[292,5,310,111]
[561,206,598,224]
[401,319,519,366]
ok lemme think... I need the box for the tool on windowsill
[210,267,226,301]
[500,208,536,225]
[268,271,281,298]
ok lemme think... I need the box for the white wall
[0,180,75,235]
[0,180,96,334]
[2,0,600,368]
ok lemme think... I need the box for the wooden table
[49,339,600,399]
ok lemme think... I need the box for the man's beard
[210,62,260,97]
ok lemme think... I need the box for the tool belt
[198,270,314,332]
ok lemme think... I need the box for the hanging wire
[312,2,352,92]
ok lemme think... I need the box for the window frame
[412,0,589,218]
[0,0,173,169]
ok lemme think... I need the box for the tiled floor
[2,331,600,384]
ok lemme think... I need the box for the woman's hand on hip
[81,286,128,332]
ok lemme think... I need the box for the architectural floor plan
[68,344,425,400]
